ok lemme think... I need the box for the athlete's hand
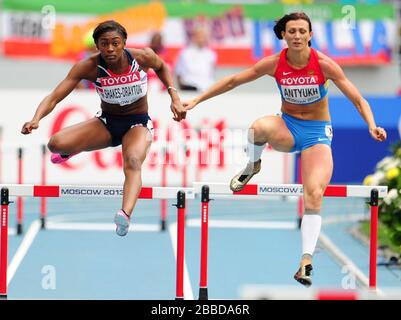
[369,127,387,142]
[21,120,39,135]
[183,99,199,111]
[170,100,186,122]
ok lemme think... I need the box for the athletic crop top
[94,49,148,106]
[274,48,329,105]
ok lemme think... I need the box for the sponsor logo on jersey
[99,71,141,87]
[280,75,318,86]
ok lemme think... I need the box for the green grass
[360,220,401,254]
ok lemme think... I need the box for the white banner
[0,89,294,186]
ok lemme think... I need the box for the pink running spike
[50,153,78,164]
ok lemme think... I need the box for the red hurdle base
[199,185,210,300]
[175,191,186,300]
[0,187,9,299]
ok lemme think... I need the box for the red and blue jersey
[274,48,329,105]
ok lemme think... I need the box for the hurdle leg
[297,155,303,229]
[175,191,186,300]
[17,148,23,235]
[1,188,9,299]
[40,145,47,229]
[160,149,167,231]
[199,185,210,300]
[369,189,379,289]
[160,199,167,231]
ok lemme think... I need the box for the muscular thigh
[251,115,295,152]
[122,126,153,161]
[301,144,333,192]
[51,118,112,151]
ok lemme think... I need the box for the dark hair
[273,12,312,47]
[93,20,127,44]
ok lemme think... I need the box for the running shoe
[50,153,78,164]
[229,159,261,192]
[294,264,313,287]
[114,209,131,237]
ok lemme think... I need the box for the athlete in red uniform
[184,12,386,286]
[21,20,186,237]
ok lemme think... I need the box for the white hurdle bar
[193,182,388,198]
[0,184,195,199]
[0,184,194,237]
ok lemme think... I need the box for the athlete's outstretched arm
[321,56,386,142]
[183,54,278,110]
[135,47,186,122]
[21,63,84,134]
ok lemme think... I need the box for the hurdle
[0,184,194,299]
[193,182,388,299]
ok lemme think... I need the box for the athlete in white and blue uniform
[22,20,186,237]
[183,12,386,287]
[94,48,152,146]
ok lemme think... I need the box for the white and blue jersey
[94,49,148,106]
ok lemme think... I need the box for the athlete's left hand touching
[170,99,186,122]
[369,127,387,142]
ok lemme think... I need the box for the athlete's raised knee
[248,120,267,144]
[47,135,64,153]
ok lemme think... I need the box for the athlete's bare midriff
[281,97,330,121]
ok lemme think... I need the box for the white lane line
[168,223,194,300]
[7,220,41,286]
[319,231,384,296]
[46,222,159,232]
[187,219,296,230]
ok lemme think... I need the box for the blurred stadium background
[0,0,400,185]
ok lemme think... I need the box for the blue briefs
[96,111,154,147]
[281,112,333,153]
